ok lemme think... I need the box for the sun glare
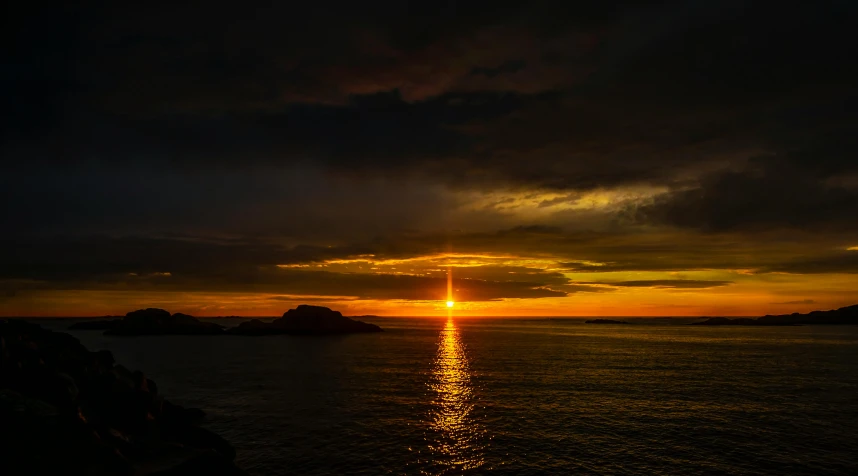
[447,300,455,308]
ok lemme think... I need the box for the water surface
[47,318,858,475]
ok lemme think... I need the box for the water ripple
[59,318,858,475]
[422,318,487,474]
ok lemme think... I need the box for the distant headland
[69,305,382,335]
[693,304,858,326]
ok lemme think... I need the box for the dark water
[46,318,858,475]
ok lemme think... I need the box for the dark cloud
[1,226,853,296]
[632,156,858,232]
[471,60,528,79]
[552,229,844,274]
[0,163,457,238]
[5,0,856,193]
[0,264,567,302]
[0,232,577,301]
[559,284,616,294]
[3,1,858,312]
[758,251,858,274]
[435,266,570,286]
[0,235,375,281]
[580,280,733,289]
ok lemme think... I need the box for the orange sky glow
[5,250,857,317]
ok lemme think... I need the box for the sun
[446,300,455,308]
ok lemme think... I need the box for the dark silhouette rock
[0,319,241,475]
[228,305,382,335]
[585,319,629,324]
[105,309,224,336]
[228,319,270,334]
[693,304,858,326]
[732,317,761,325]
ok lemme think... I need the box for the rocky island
[0,319,241,475]
[228,305,382,335]
[67,306,382,336]
[69,309,224,335]
[585,319,630,324]
[693,304,858,326]
[104,308,225,336]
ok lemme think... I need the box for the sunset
[2,1,857,475]
[5,242,858,317]
[4,2,858,319]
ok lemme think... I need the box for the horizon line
[5,315,742,319]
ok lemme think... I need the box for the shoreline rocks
[0,319,242,475]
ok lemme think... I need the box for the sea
[39,317,858,475]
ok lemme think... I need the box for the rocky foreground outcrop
[228,305,382,335]
[0,319,241,475]
[693,304,858,326]
[102,309,224,335]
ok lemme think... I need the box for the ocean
[43,317,858,475]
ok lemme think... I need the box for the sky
[2,1,858,317]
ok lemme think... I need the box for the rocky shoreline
[0,319,241,475]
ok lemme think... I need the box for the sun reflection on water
[425,317,486,473]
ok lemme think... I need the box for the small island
[228,305,382,335]
[585,319,630,325]
[693,304,858,326]
[106,308,225,336]
[69,305,383,336]
[69,309,223,335]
